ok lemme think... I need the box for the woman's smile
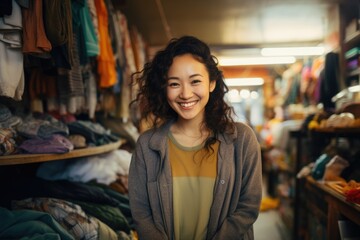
[178,100,198,109]
[166,53,216,122]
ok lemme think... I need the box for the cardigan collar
[148,120,237,153]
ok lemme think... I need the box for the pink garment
[19,134,74,154]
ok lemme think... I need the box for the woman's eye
[192,79,201,84]
[168,82,179,87]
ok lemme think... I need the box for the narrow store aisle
[254,209,289,240]
[254,174,291,240]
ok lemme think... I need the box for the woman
[129,36,262,240]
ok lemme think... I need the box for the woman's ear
[210,80,216,92]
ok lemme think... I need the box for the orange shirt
[94,0,117,88]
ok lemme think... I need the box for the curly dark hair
[131,36,235,148]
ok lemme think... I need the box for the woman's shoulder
[232,122,258,142]
[137,121,171,143]
[137,127,156,142]
[229,122,253,135]
[233,121,255,134]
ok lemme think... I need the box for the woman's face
[166,54,216,123]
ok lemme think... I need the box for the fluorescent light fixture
[218,56,296,66]
[250,91,259,99]
[240,89,251,99]
[227,89,241,102]
[225,78,264,87]
[261,47,324,56]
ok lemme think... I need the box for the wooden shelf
[348,67,360,77]
[345,31,360,49]
[310,127,360,137]
[307,177,360,214]
[0,140,125,166]
[306,177,360,240]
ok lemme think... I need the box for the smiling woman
[128,36,262,240]
[166,54,216,126]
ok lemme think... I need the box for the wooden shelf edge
[345,31,360,45]
[310,127,360,135]
[348,68,360,77]
[306,176,360,212]
[0,139,125,166]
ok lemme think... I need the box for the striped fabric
[168,132,219,240]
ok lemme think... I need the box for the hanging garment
[94,0,117,88]
[56,31,85,114]
[0,0,22,49]
[0,40,24,100]
[43,0,73,68]
[105,0,125,67]
[0,0,24,100]
[319,52,340,110]
[79,1,99,57]
[86,0,99,40]
[83,64,98,119]
[72,0,88,66]
[21,0,52,57]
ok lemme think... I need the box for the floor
[254,175,291,240]
[254,209,290,240]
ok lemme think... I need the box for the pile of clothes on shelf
[0,143,135,239]
[0,104,120,155]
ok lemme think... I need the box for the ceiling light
[250,91,259,99]
[261,47,325,56]
[227,89,241,102]
[218,56,296,66]
[225,78,264,87]
[240,89,251,99]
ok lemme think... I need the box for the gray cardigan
[128,121,262,240]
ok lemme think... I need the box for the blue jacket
[129,121,262,240]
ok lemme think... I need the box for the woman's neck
[174,118,205,135]
[170,119,210,147]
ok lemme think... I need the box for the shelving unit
[288,129,310,240]
[345,31,360,45]
[0,139,125,166]
[296,128,360,240]
[264,129,309,239]
[342,3,360,87]
[305,176,360,240]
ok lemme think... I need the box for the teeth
[180,101,196,107]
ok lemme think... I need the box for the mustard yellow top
[168,132,219,240]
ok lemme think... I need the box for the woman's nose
[180,84,192,99]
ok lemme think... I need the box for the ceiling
[118,0,353,52]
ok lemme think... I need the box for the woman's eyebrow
[167,73,203,80]
[189,73,203,78]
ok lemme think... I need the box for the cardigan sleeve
[212,124,262,240]
[128,135,168,240]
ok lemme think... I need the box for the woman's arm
[212,127,262,240]
[128,139,168,240]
